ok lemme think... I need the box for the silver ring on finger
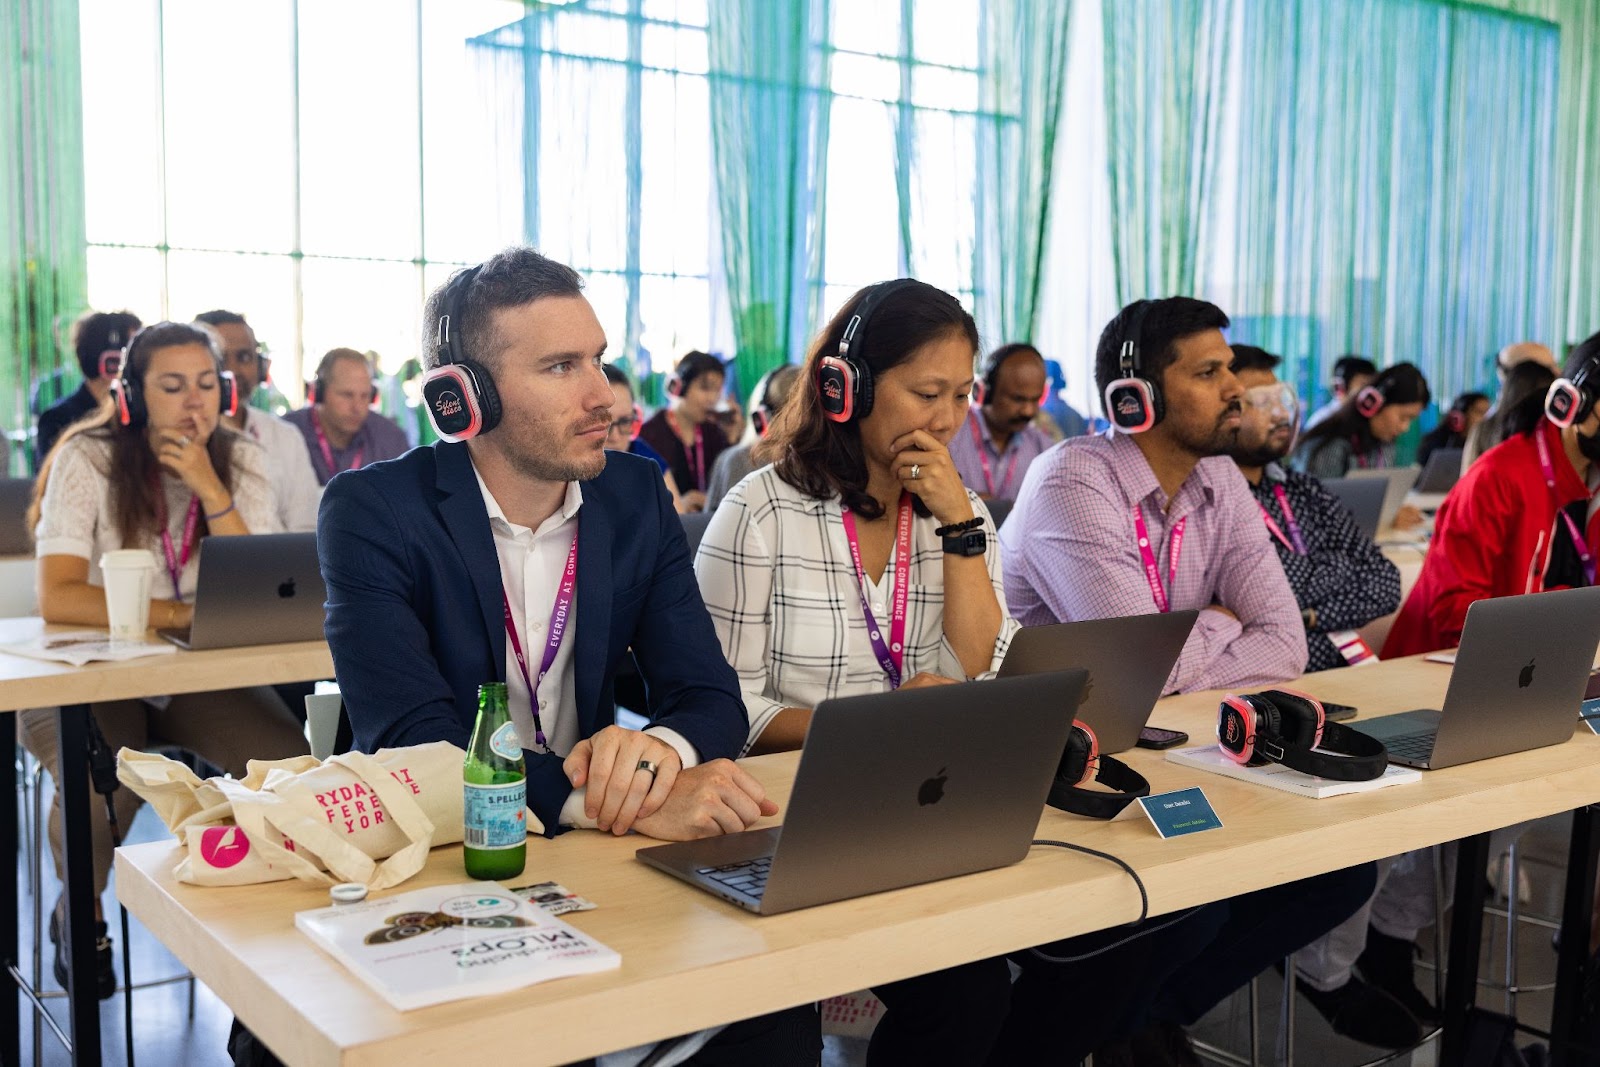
[910,463,921,480]
[636,758,659,785]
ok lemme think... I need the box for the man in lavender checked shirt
[1001,302,1306,692]
[987,298,1374,1065]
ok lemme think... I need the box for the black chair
[986,497,1014,529]
[679,510,714,560]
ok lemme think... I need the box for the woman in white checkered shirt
[693,279,1020,1067]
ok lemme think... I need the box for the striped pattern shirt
[694,465,1020,751]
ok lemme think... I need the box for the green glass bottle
[463,682,528,880]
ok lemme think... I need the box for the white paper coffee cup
[101,549,158,642]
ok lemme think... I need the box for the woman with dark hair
[21,321,308,997]
[1385,332,1600,657]
[636,349,731,511]
[694,279,1017,1065]
[1290,362,1432,477]
[1417,390,1489,464]
[1466,361,1558,468]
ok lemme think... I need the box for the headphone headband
[1045,720,1151,820]
[1104,300,1162,434]
[1218,690,1388,781]
[817,279,918,423]
[1546,352,1600,429]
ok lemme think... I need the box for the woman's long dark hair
[1489,361,1559,445]
[28,321,241,547]
[1297,361,1432,457]
[754,280,978,520]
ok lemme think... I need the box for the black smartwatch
[942,528,987,556]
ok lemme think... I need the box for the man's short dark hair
[1229,344,1281,375]
[71,310,143,378]
[1331,355,1377,387]
[422,247,585,372]
[673,350,725,392]
[194,309,248,330]
[1093,297,1230,406]
[601,361,632,391]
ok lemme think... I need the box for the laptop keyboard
[696,856,772,899]
[1380,731,1437,762]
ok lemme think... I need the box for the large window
[80,0,1007,402]
[80,0,524,400]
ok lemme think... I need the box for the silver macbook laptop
[1357,587,1600,770]
[636,670,1086,915]
[1319,477,1388,541]
[0,478,33,554]
[997,611,1198,752]
[1415,448,1464,494]
[1347,466,1421,531]
[158,533,327,650]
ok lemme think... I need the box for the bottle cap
[330,882,369,905]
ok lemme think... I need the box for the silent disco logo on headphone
[823,379,843,402]
[1116,394,1142,417]
[434,390,464,418]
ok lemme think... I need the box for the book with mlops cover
[295,880,620,1010]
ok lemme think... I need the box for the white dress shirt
[471,463,698,830]
[240,406,323,532]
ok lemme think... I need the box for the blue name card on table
[1582,698,1600,734]
[1138,787,1223,839]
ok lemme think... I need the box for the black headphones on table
[113,329,238,428]
[421,264,502,442]
[1218,689,1387,781]
[1103,301,1162,434]
[1546,352,1600,429]
[818,279,918,423]
[1046,720,1151,820]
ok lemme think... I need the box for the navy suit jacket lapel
[434,442,506,679]
[574,496,614,737]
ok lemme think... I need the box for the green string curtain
[1101,0,1235,303]
[706,0,831,396]
[1222,0,1560,405]
[1476,0,1600,351]
[974,0,1074,344]
[2,0,88,473]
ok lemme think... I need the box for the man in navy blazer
[318,247,780,847]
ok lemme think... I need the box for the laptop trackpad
[1363,709,1442,738]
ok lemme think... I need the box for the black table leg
[1550,805,1599,1066]
[58,702,102,1065]
[2,707,19,1067]
[1442,832,1492,1067]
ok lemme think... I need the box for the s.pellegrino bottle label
[464,681,527,877]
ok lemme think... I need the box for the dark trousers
[869,957,1014,1066]
[991,862,1378,1063]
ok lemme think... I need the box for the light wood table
[0,617,333,1066]
[115,655,1600,1067]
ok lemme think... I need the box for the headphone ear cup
[1058,722,1099,788]
[752,408,769,437]
[666,376,683,399]
[1104,377,1159,434]
[421,361,500,442]
[1546,379,1584,429]
[219,371,239,418]
[113,374,143,428]
[1446,410,1465,434]
[972,379,985,406]
[632,403,644,439]
[1260,689,1324,749]
[1355,385,1385,418]
[817,355,861,423]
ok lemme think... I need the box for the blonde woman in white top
[694,279,1018,1067]
[22,321,308,998]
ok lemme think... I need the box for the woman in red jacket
[1385,334,1600,657]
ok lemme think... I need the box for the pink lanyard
[1133,507,1185,614]
[1259,484,1307,555]
[502,532,579,752]
[969,413,1021,498]
[1535,431,1596,586]
[311,408,364,477]
[157,496,201,602]
[842,493,913,688]
[667,412,706,491]
[1348,437,1372,470]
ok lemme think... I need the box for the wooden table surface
[115,655,1600,1067]
[0,616,333,712]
